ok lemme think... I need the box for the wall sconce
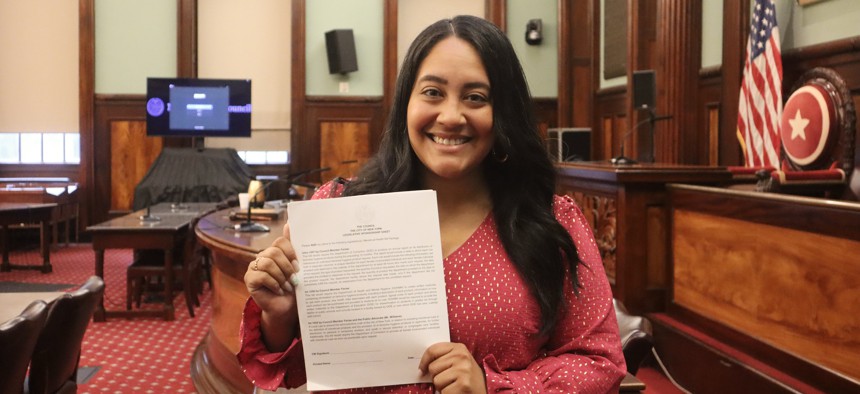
[525,19,542,45]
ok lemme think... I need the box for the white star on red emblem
[789,110,809,141]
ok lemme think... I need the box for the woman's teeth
[431,136,467,145]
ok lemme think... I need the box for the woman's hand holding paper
[244,222,301,352]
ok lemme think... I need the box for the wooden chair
[28,276,104,394]
[613,299,654,375]
[0,300,49,394]
[126,215,204,317]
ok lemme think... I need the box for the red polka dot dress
[237,187,626,393]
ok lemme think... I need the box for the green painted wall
[306,0,384,96]
[90,1,860,99]
[782,0,860,49]
[701,0,724,68]
[94,0,176,94]
[704,0,860,69]
[507,0,558,98]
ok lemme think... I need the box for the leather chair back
[0,300,49,394]
[28,276,104,394]
[613,298,654,375]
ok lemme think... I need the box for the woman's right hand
[243,222,301,351]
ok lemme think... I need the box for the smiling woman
[238,15,626,393]
[407,36,495,189]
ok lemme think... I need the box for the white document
[288,190,450,391]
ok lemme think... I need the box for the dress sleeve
[483,196,627,393]
[235,180,343,390]
[236,297,307,390]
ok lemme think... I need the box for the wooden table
[86,202,216,322]
[0,180,80,247]
[193,207,285,393]
[0,292,64,324]
[0,203,57,273]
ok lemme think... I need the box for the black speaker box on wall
[632,70,655,110]
[547,128,591,162]
[325,29,358,74]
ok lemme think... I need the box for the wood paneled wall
[698,67,723,166]
[654,1,701,164]
[93,95,174,222]
[63,0,860,229]
[93,96,146,223]
[108,120,162,211]
[303,97,384,181]
[533,98,558,138]
[289,1,389,179]
[594,86,627,161]
[73,0,196,229]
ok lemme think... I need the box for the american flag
[736,0,782,167]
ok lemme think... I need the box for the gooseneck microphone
[139,204,161,222]
[610,110,672,165]
[235,167,332,233]
[235,180,276,233]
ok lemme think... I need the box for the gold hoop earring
[492,149,509,163]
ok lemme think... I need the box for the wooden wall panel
[78,0,95,234]
[93,95,145,223]
[654,0,701,164]
[93,95,187,223]
[109,120,162,211]
[645,205,666,288]
[595,86,626,161]
[320,121,369,181]
[718,0,749,166]
[533,98,558,139]
[698,66,722,166]
[301,98,384,182]
[673,207,860,382]
[707,105,720,166]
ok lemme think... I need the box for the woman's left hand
[419,342,487,394]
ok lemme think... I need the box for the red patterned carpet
[1,243,210,393]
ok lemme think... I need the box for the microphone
[139,204,161,222]
[610,109,672,165]
[285,166,332,183]
[171,188,188,211]
[234,167,333,233]
[235,179,278,233]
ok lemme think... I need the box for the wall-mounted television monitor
[146,78,252,137]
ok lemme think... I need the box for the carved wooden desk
[192,207,285,393]
[554,162,731,314]
[653,184,860,393]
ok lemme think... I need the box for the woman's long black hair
[343,15,581,335]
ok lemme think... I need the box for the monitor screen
[146,78,252,137]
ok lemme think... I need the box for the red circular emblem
[780,84,835,167]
